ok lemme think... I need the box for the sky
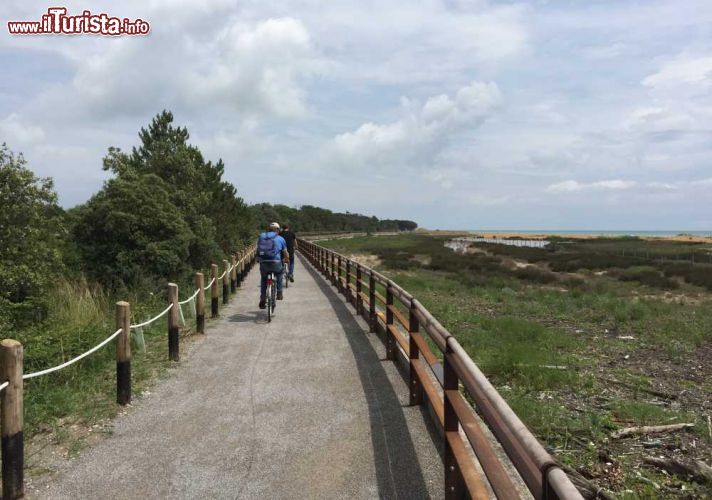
[1,0,711,230]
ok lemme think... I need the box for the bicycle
[265,271,277,322]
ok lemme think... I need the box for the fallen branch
[611,423,694,439]
[601,377,678,400]
[643,456,712,485]
[558,463,616,500]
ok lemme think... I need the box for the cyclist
[257,222,289,309]
[281,224,296,282]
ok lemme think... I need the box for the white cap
[269,222,281,230]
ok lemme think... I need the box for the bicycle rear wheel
[271,281,277,313]
[266,283,272,322]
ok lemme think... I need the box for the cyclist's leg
[288,250,295,276]
[259,262,269,304]
[275,261,284,298]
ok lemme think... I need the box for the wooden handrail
[297,238,583,500]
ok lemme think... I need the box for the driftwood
[643,456,712,485]
[559,463,617,500]
[611,423,694,439]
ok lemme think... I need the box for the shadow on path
[302,258,434,499]
[228,310,270,325]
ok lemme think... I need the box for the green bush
[618,266,679,290]
[0,144,65,335]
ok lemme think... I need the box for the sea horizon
[467,230,712,237]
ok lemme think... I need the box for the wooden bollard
[168,283,180,361]
[0,339,23,500]
[116,301,131,405]
[222,259,230,305]
[211,264,219,318]
[230,255,237,293]
[195,272,205,334]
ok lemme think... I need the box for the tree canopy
[0,144,65,333]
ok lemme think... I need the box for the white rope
[218,270,227,280]
[179,287,200,305]
[130,303,173,329]
[178,302,186,326]
[0,381,8,392]
[23,328,123,380]
[204,277,215,290]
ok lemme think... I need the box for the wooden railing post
[385,283,395,360]
[327,252,336,285]
[330,253,335,285]
[116,301,131,405]
[237,250,248,286]
[369,273,376,333]
[230,255,237,293]
[195,272,205,334]
[408,299,423,406]
[356,264,363,315]
[444,345,464,499]
[0,339,23,500]
[211,264,219,318]
[222,259,230,305]
[168,283,180,361]
[337,256,343,293]
[346,260,351,303]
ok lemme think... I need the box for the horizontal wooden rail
[297,238,583,500]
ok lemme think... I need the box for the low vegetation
[322,233,712,498]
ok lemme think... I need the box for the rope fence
[23,328,124,380]
[0,244,257,499]
[130,303,174,330]
[179,287,201,305]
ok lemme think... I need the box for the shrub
[618,266,679,290]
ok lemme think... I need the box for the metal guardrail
[298,238,583,500]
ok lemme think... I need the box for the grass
[321,233,712,498]
[14,275,200,447]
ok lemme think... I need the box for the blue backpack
[258,233,279,260]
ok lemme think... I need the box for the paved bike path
[36,254,444,499]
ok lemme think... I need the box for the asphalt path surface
[37,253,444,499]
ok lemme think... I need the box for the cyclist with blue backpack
[257,222,289,309]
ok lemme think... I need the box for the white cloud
[0,113,45,146]
[328,81,501,170]
[547,179,636,193]
[642,55,712,90]
[69,17,321,120]
[628,54,712,135]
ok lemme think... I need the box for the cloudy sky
[2,0,711,230]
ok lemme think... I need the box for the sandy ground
[418,229,712,244]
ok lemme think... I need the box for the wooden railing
[298,238,583,500]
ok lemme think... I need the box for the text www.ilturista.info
[8,8,150,36]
